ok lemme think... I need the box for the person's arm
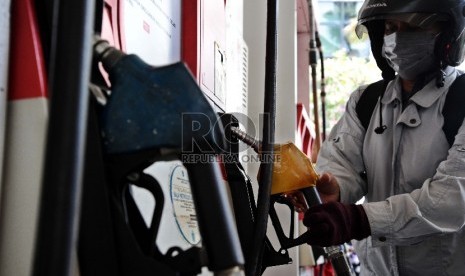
[364,118,465,247]
[300,86,374,247]
[315,85,369,204]
[284,86,368,210]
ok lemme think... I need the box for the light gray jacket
[316,67,465,276]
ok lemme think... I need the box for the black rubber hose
[33,0,95,275]
[248,0,278,275]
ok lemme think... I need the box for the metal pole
[308,0,322,157]
[33,0,95,275]
[315,27,326,141]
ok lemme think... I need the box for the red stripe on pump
[8,0,47,100]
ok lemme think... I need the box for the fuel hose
[248,0,278,275]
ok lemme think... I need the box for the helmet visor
[356,13,448,38]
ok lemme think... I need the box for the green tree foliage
[317,50,380,134]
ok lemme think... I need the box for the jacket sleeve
[315,85,369,204]
[364,117,465,247]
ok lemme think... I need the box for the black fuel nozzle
[92,36,244,275]
[92,36,226,155]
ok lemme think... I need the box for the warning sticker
[169,165,201,245]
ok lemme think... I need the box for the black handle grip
[183,160,244,272]
[302,186,322,206]
[301,186,354,276]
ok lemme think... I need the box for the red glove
[303,202,371,247]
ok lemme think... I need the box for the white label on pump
[169,165,201,245]
[214,42,226,104]
[123,0,181,66]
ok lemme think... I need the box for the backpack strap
[442,74,465,147]
[356,79,386,130]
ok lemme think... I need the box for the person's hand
[316,173,341,203]
[281,172,340,212]
[302,201,371,247]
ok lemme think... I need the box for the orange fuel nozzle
[230,127,319,195]
[270,142,319,195]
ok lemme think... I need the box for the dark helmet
[356,0,465,80]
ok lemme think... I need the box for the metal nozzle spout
[93,35,125,71]
[229,126,260,153]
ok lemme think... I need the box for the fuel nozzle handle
[93,37,244,274]
[298,171,354,276]
[231,126,354,276]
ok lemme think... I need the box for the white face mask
[382,31,438,80]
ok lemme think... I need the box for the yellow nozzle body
[270,142,319,195]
